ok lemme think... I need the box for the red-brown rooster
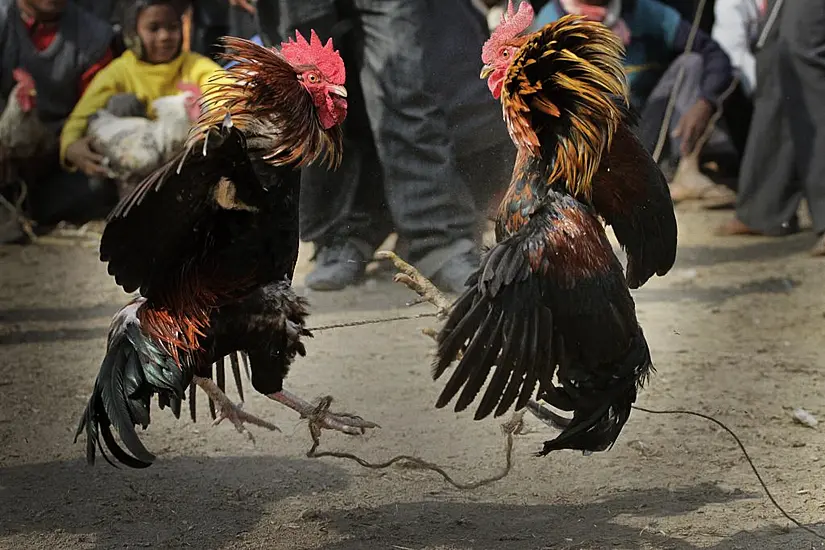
[75,32,377,468]
[385,5,677,456]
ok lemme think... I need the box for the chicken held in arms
[86,82,204,200]
[76,31,376,468]
[383,5,677,456]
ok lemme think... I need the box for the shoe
[431,249,480,294]
[305,239,371,291]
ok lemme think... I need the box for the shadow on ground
[312,484,822,550]
[677,233,816,269]
[0,273,802,346]
[0,455,349,549]
[635,276,799,305]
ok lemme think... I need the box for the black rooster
[76,32,377,468]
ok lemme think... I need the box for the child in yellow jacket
[61,0,226,177]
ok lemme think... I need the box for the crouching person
[0,0,113,242]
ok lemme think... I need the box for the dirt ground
[1,208,825,550]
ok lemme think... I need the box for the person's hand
[672,98,714,156]
[65,136,109,178]
[229,0,256,14]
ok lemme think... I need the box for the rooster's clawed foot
[374,250,452,317]
[193,376,280,443]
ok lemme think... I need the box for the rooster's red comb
[481,1,535,64]
[280,29,345,86]
[12,68,35,88]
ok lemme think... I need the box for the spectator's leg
[778,0,825,254]
[457,142,515,227]
[729,103,799,235]
[352,0,481,291]
[28,166,117,226]
[300,135,394,290]
[255,0,280,45]
[191,0,229,59]
[638,54,699,159]
[255,1,339,47]
[720,15,800,237]
[421,0,512,228]
[639,53,734,162]
[720,81,753,180]
[228,4,258,39]
[260,9,394,290]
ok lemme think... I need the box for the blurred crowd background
[1,0,823,293]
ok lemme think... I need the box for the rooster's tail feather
[75,306,189,468]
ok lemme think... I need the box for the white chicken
[0,68,58,242]
[0,68,55,185]
[86,82,202,198]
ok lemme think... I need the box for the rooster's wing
[590,120,678,289]
[434,192,651,452]
[434,192,639,414]
[100,122,269,307]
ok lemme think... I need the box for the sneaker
[305,239,371,291]
[431,249,480,294]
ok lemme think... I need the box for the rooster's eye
[501,49,509,58]
[306,73,319,83]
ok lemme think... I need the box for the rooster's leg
[267,389,379,436]
[526,399,572,430]
[193,376,280,441]
[374,250,452,317]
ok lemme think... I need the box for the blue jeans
[258,0,508,274]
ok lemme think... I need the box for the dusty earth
[1,208,825,550]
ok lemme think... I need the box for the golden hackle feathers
[501,15,629,197]
[193,36,342,170]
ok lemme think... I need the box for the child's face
[137,5,182,64]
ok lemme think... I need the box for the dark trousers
[190,0,228,59]
[28,169,115,225]
[190,0,257,57]
[2,147,114,228]
[258,0,489,274]
[736,0,825,235]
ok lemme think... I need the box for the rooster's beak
[328,85,348,98]
[480,64,494,79]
